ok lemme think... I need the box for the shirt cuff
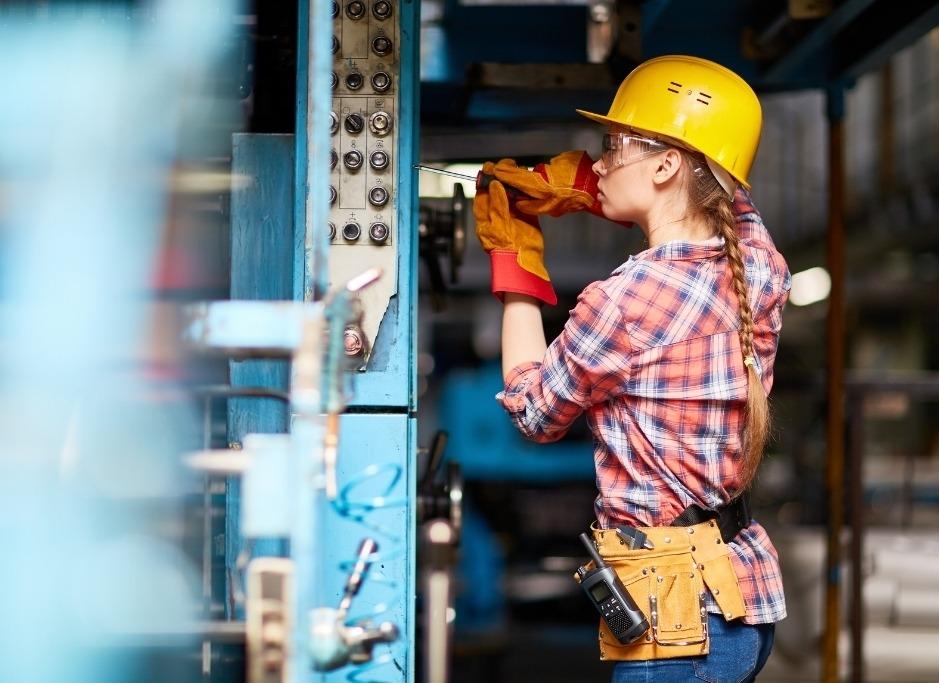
[496,361,541,413]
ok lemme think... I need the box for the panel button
[330,71,338,91]
[368,186,390,207]
[368,110,392,136]
[331,1,340,18]
[345,71,364,91]
[371,71,391,93]
[371,35,393,57]
[343,149,364,171]
[330,111,339,135]
[328,222,337,240]
[329,186,337,206]
[369,149,390,171]
[345,0,366,20]
[372,0,392,20]
[331,35,340,54]
[344,113,365,134]
[342,221,361,241]
[330,149,338,170]
[369,222,390,243]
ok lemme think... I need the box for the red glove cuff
[489,250,557,306]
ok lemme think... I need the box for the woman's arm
[502,293,548,379]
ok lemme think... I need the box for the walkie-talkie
[577,533,650,645]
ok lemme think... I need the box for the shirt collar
[613,236,724,273]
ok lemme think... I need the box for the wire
[331,461,408,681]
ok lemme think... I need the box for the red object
[488,250,557,306]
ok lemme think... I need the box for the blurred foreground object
[0,3,238,682]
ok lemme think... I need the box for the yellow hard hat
[576,55,762,189]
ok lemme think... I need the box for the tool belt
[671,492,751,543]
[582,512,748,662]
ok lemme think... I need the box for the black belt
[670,493,751,543]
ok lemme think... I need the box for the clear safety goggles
[600,132,669,171]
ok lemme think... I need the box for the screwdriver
[414,164,527,198]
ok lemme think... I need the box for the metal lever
[309,537,400,672]
[338,538,377,617]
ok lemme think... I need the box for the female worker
[473,55,789,681]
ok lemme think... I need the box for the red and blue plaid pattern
[498,190,790,624]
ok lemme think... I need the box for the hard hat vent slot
[696,92,712,105]
[667,81,682,94]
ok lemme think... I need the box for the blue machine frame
[226,0,419,679]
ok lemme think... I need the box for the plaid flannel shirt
[497,191,790,624]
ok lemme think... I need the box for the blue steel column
[297,0,332,303]
[296,0,418,678]
[294,1,333,682]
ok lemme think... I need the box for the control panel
[329,0,400,362]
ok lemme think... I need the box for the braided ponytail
[715,201,769,490]
[679,149,770,491]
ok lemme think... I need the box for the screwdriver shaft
[414,164,477,182]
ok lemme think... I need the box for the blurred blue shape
[0,3,238,682]
[439,363,595,482]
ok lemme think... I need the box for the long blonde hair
[678,148,770,491]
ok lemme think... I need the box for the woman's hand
[473,179,557,306]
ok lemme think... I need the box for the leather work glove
[482,150,606,219]
[473,179,557,306]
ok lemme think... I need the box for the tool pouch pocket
[649,569,707,645]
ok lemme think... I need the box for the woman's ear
[651,149,683,186]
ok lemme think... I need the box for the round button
[331,35,340,54]
[368,185,389,207]
[368,111,392,136]
[344,113,364,134]
[345,0,366,20]
[342,222,361,241]
[329,186,337,205]
[369,222,390,243]
[371,35,393,56]
[330,111,339,135]
[343,149,364,171]
[330,149,338,170]
[328,222,337,240]
[331,1,340,17]
[369,149,390,171]
[372,0,392,20]
[345,72,364,90]
[371,71,391,93]
[330,71,338,91]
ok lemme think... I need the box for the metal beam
[842,3,939,80]
[761,0,877,85]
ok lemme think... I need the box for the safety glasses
[600,132,669,171]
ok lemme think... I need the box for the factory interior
[1,1,938,682]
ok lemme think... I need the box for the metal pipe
[422,520,455,683]
[822,85,847,683]
[848,392,864,683]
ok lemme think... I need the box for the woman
[473,55,790,681]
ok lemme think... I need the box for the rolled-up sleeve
[496,284,632,442]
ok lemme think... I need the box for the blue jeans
[611,614,775,683]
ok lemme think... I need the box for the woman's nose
[592,158,605,177]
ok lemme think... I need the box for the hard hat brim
[575,109,617,127]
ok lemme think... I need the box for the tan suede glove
[483,150,606,218]
[473,179,557,306]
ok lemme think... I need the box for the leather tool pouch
[580,520,747,662]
